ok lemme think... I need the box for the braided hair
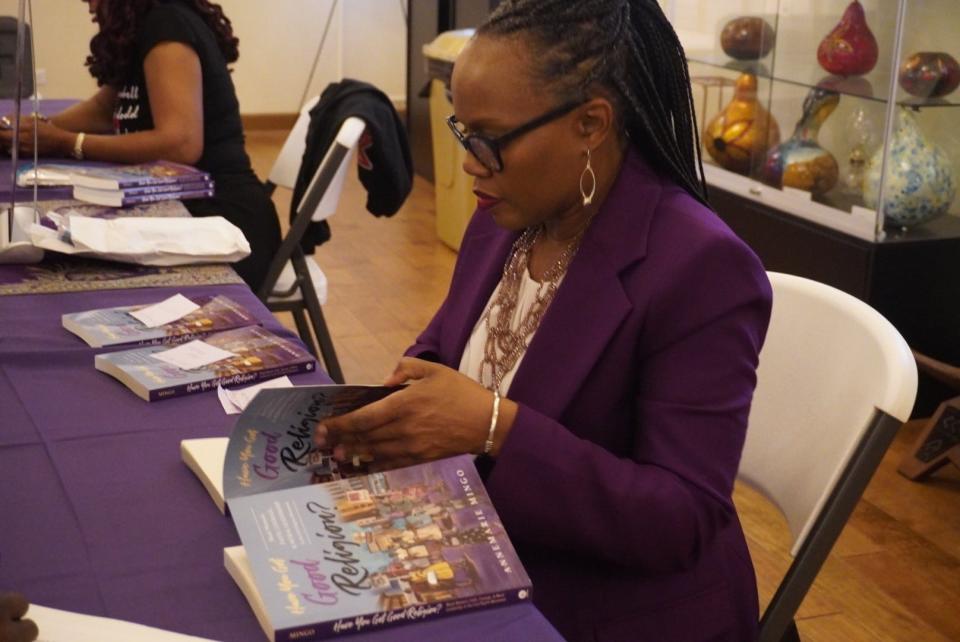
[479,0,708,206]
[86,0,239,87]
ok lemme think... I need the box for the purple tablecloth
[0,278,563,641]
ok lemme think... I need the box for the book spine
[115,323,255,348]
[115,171,213,188]
[120,187,214,206]
[148,360,315,402]
[274,587,533,641]
[121,180,214,196]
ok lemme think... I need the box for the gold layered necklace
[478,223,587,393]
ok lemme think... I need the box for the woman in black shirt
[1,0,281,291]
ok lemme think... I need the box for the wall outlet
[35,68,47,85]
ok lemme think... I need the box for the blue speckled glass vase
[863,107,956,228]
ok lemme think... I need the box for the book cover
[68,160,212,190]
[229,453,532,641]
[73,180,215,207]
[183,386,402,515]
[222,386,403,505]
[63,294,259,348]
[94,326,315,401]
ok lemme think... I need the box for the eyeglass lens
[466,138,500,172]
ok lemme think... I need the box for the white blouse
[458,267,565,394]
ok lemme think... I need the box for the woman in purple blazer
[319,1,772,639]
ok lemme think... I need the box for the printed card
[151,339,237,370]
[130,294,200,328]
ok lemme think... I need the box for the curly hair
[479,0,708,206]
[85,0,239,87]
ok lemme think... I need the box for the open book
[181,386,400,514]
[181,386,532,641]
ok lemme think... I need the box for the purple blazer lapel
[440,151,663,419]
[507,151,661,418]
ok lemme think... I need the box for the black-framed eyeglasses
[446,100,584,172]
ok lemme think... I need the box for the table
[0,276,563,641]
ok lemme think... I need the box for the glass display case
[665,0,960,243]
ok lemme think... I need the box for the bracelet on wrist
[72,132,85,160]
[483,390,501,455]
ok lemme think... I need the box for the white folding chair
[741,272,918,642]
[258,96,365,384]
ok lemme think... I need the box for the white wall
[1,0,408,113]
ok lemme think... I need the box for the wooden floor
[246,130,960,641]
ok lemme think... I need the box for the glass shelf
[686,51,960,109]
[673,0,960,242]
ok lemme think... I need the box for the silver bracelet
[483,390,500,455]
[72,132,85,160]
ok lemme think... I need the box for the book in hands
[73,180,215,207]
[95,326,315,401]
[68,160,212,190]
[63,294,258,348]
[181,385,401,514]
[227,453,532,641]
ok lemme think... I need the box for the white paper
[151,339,236,370]
[29,603,215,642]
[130,294,200,328]
[29,215,251,267]
[217,376,294,414]
[217,384,243,414]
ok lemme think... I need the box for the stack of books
[68,160,214,207]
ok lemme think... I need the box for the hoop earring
[580,148,596,206]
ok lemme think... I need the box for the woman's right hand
[317,358,517,470]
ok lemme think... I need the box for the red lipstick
[473,189,501,210]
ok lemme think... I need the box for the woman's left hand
[0,116,73,157]
[318,358,503,471]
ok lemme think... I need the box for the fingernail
[333,444,346,461]
[314,424,327,447]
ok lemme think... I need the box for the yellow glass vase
[703,73,780,176]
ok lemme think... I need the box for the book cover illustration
[68,160,212,190]
[63,294,259,347]
[223,386,403,504]
[94,326,315,401]
[230,454,532,640]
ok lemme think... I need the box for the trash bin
[423,29,475,251]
